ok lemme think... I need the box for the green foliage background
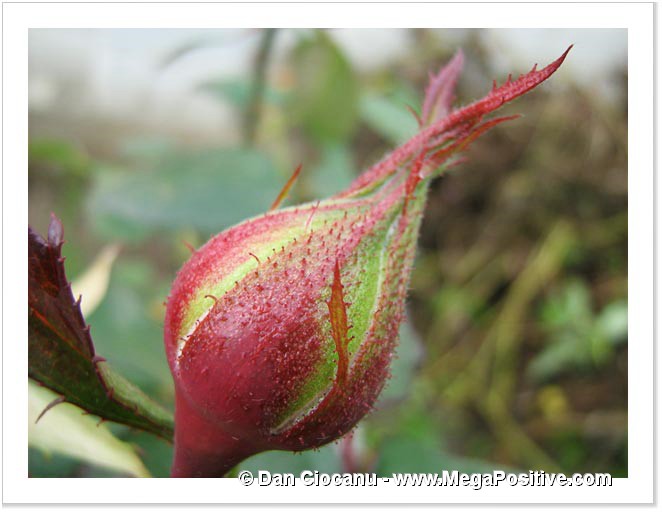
[28,29,627,477]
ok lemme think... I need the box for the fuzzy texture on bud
[164,47,571,477]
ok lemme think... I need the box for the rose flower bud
[164,47,571,477]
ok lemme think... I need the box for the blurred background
[28,28,627,478]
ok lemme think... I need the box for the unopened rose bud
[164,47,571,477]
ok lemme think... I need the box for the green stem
[243,28,277,145]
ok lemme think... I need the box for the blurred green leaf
[116,428,174,478]
[529,280,627,381]
[377,436,444,474]
[201,78,286,110]
[29,139,89,178]
[29,448,81,478]
[548,430,590,472]
[432,284,483,330]
[528,333,591,382]
[360,93,419,144]
[88,148,282,241]
[539,279,592,328]
[291,31,359,142]
[306,142,356,198]
[119,137,174,164]
[376,436,505,475]
[88,259,173,396]
[240,445,341,475]
[29,381,150,477]
[373,403,514,475]
[597,299,628,343]
[71,244,121,318]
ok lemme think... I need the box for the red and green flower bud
[164,47,571,477]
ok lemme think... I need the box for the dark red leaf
[28,214,174,440]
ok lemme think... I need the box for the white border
[3,1,654,505]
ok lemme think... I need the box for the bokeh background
[28,28,627,478]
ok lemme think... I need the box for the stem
[171,392,259,477]
[243,28,277,145]
[340,432,359,473]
